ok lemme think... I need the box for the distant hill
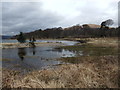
[12,24,118,39]
[82,24,101,28]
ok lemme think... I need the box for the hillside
[82,24,101,28]
[11,24,118,39]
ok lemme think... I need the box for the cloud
[2,0,118,35]
[76,0,118,26]
[41,0,118,26]
[118,1,120,26]
[2,2,64,35]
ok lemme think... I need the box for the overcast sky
[1,0,119,35]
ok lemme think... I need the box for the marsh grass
[64,37,118,47]
[2,55,118,88]
[56,44,118,56]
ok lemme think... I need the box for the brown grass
[64,37,118,48]
[1,42,65,48]
[2,56,119,88]
[87,37,118,47]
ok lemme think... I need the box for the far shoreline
[1,42,66,49]
[1,37,118,49]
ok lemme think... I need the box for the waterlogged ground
[2,38,119,88]
[2,46,75,72]
[2,39,78,72]
[2,38,118,71]
[56,43,118,56]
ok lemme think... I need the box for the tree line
[13,19,119,39]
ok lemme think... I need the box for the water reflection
[18,47,36,60]
[32,47,36,55]
[55,45,117,57]
[18,48,26,60]
[2,42,117,73]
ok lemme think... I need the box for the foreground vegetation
[2,37,119,88]
[2,55,118,88]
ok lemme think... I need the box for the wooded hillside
[12,24,119,39]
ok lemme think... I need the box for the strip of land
[1,42,65,48]
[1,37,118,48]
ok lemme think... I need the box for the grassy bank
[64,37,118,47]
[1,42,65,49]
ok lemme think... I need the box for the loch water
[2,39,78,73]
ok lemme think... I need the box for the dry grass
[87,37,118,48]
[64,37,118,47]
[2,37,118,48]
[1,42,65,48]
[2,56,119,88]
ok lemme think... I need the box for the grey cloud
[2,2,63,35]
[118,1,120,26]
[2,1,118,35]
[73,1,118,26]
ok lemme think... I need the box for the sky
[1,0,119,35]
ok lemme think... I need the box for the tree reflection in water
[18,47,36,60]
[18,48,26,60]
[32,47,36,55]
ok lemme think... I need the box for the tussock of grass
[2,56,118,88]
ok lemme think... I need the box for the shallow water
[2,39,77,72]
[3,39,116,73]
